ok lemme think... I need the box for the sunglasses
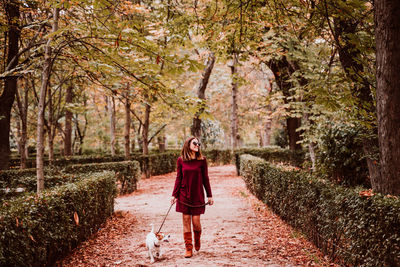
[192,141,201,147]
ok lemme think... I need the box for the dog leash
[156,200,210,234]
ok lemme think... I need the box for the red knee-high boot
[183,232,193,258]
[194,230,201,251]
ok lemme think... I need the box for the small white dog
[145,223,170,263]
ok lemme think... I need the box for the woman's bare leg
[192,215,201,231]
[182,214,192,232]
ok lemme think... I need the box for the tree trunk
[142,103,150,155]
[262,120,272,147]
[158,135,166,152]
[108,95,116,156]
[332,6,381,189]
[37,7,59,193]
[74,107,87,155]
[0,1,20,170]
[374,0,400,195]
[131,122,136,153]
[191,52,216,139]
[267,57,303,151]
[64,85,73,156]
[287,117,302,150]
[142,103,151,178]
[124,91,131,159]
[47,85,54,162]
[230,53,239,149]
[15,79,28,169]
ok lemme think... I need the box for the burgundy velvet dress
[172,156,212,215]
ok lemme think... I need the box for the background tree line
[1,0,399,195]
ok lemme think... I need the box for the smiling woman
[171,136,214,258]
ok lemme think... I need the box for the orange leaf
[74,212,79,226]
[16,217,19,227]
[29,234,36,242]
[359,189,374,197]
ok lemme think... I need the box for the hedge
[1,161,140,200]
[135,151,180,177]
[0,171,117,266]
[63,161,141,194]
[203,149,233,166]
[9,155,127,169]
[0,171,79,202]
[239,154,400,266]
[235,147,305,175]
[134,150,235,177]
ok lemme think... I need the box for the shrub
[203,149,233,166]
[1,161,140,199]
[239,154,400,266]
[0,169,79,202]
[0,171,117,266]
[315,123,370,187]
[63,161,141,194]
[135,152,180,177]
[235,147,304,175]
[8,155,127,169]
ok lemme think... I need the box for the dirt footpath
[60,165,335,267]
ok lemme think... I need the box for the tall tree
[374,0,400,195]
[230,53,240,149]
[37,7,59,193]
[0,0,20,170]
[191,52,215,139]
[15,77,29,168]
[64,84,73,156]
[108,95,116,157]
[124,88,131,159]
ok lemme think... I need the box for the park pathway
[60,165,335,267]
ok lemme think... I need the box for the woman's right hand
[171,197,177,205]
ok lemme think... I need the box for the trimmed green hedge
[203,149,233,165]
[0,171,117,266]
[135,150,234,177]
[63,161,141,194]
[9,155,127,169]
[235,147,304,175]
[240,154,400,266]
[135,151,180,177]
[1,161,140,200]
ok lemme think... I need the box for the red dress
[172,156,212,215]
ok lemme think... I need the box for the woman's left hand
[208,197,214,206]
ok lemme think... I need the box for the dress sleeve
[172,157,183,197]
[202,157,212,197]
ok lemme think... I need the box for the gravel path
[60,165,335,267]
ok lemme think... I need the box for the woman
[171,137,214,258]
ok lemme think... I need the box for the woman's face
[189,138,200,153]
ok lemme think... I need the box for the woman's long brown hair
[181,137,204,161]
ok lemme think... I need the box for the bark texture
[0,1,20,170]
[142,103,150,156]
[267,56,302,150]
[37,7,59,193]
[191,52,216,139]
[331,4,381,190]
[64,85,73,156]
[124,91,131,159]
[230,54,240,149]
[108,96,116,157]
[15,79,28,168]
[374,0,400,195]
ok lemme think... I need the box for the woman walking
[171,137,214,258]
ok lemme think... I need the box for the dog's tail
[149,223,154,233]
